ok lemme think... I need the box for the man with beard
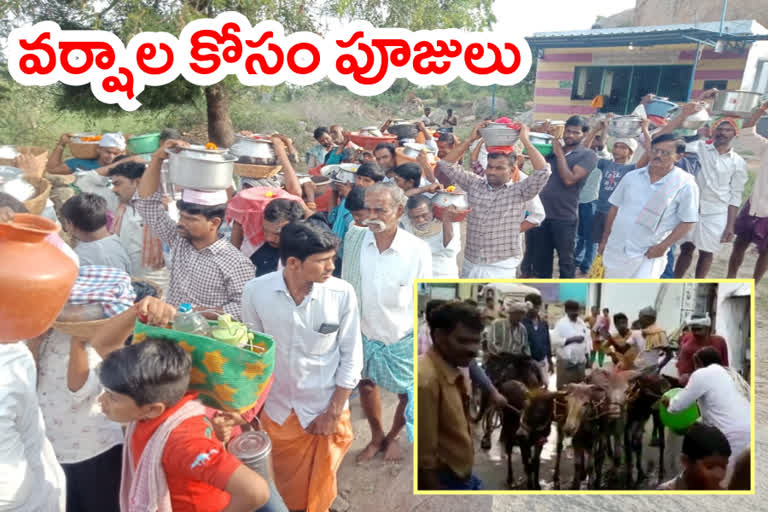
[404,194,461,278]
[342,183,432,463]
[137,139,255,319]
[307,126,335,168]
[437,121,551,278]
[418,301,484,490]
[528,116,598,278]
[598,134,699,278]
[663,101,749,278]
[374,143,398,182]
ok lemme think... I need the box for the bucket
[227,418,275,482]
[127,133,161,154]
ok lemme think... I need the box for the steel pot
[431,190,469,210]
[168,145,236,190]
[387,123,419,140]
[0,166,36,201]
[228,430,274,482]
[402,142,435,160]
[528,132,554,145]
[322,163,359,183]
[479,123,520,147]
[608,115,643,138]
[359,126,383,137]
[230,135,277,166]
[712,90,762,118]
[681,107,711,130]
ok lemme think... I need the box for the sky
[492,0,637,36]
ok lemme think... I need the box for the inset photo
[415,280,754,494]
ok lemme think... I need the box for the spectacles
[650,148,674,157]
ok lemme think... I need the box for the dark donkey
[624,346,678,488]
[474,353,543,450]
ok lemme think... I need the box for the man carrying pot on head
[437,121,551,279]
[342,183,432,464]
[661,101,749,279]
[404,194,461,279]
[598,134,699,279]
[242,221,363,512]
[136,139,255,319]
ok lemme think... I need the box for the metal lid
[234,134,273,143]
[228,431,272,460]
[175,145,236,162]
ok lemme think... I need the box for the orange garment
[261,410,353,512]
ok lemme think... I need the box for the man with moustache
[598,134,699,279]
[137,139,255,319]
[342,183,432,463]
[373,143,398,182]
[404,194,461,278]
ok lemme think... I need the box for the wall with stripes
[531,44,749,121]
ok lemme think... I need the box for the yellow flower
[205,142,217,150]
[265,191,275,198]
[446,185,456,192]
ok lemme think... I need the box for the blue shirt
[521,316,552,362]
[596,159,636,213]
[64,158,101,172]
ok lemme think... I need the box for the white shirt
[605,166,699,259]
[631,103,648,120]
[242,272,364,429]
[404,221,461,279]
[519,173,546,226]
[668,364,750,447]
[360,228,432,344]
[736,127,768,217]
[115,202,169,286]
[685,140,749,215]
[550,316,591,365]
[0,343,66,512]
[35,331,124,464]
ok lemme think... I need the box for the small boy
[61,193,131,273]
[657,422,731,490]
[97,338,285,511]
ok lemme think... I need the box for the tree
[1,0,495,144]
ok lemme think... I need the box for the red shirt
[130,394,242,511]
[676,332,729,384]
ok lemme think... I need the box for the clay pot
[0,214,78,342]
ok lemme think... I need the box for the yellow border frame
[412,278,755,496]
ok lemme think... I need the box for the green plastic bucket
[659,387,700,434]
[127,133,161,154]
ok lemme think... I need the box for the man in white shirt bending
[242,221,363,512]
[342,183,432,463]
[403,195,461,279]
[551,300,591,389]
[664,346,750,482]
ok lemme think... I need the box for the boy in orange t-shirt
[97,338,287,512]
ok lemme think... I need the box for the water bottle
[173,303,211,337]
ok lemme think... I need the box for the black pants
[61,444,122,512]
[529,218,578,278]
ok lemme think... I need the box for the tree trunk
[205,84,234,147]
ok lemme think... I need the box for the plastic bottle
[173,303,212,337]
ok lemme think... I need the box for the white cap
[99,132,126,150]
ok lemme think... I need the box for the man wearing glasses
[597,134,699,278]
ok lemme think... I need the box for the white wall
[715,283,751,373]
[743,41,768,92]
[595,282,684,332]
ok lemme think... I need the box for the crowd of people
[417,295,751,491]
[0,86,761,510]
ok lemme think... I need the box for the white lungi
[679,210,728,254]
[603,250,668,279]
[461,256,520,279]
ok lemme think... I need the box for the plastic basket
[133,319,276,413]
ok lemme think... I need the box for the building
[525,20,768,121]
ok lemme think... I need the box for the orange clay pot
[0,214,78,342]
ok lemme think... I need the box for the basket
[70,142,100,160]
[234,163,282,179]
[133,319,276,413]
[22,177,52,215]
[0,146,49,179]
[53,317,112,338]
[349,132,397,151]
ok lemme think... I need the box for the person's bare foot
[356,439,383,463]
[383,438,403,462]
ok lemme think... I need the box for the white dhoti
[603,244,668,279]
[679,210,728,254]
[461,256,520,279]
